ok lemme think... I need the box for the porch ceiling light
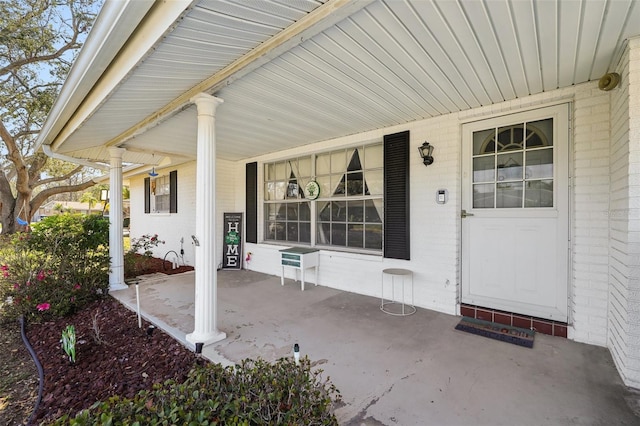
[418,142,434,166]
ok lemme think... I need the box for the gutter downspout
[42,144,110,171]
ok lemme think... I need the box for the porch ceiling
[40,0,640,169]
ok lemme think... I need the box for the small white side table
[280,247,319,291]
[381,268,416,316]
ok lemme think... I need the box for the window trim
[144,170,177,214]
[260,133,408,258]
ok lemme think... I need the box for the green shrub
[0,214,110,322]
[124,233,165,277]
[56,357,341,425]
[28,213,109,258]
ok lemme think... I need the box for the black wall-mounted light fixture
[418,142,434,166]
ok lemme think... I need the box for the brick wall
[241,82,617,332]
[571,85,612,345]
[128,77,630,357]
[609,37,640,388]
[129,158,237,268]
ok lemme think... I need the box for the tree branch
[30,179,97,214]
[35,164,85,187]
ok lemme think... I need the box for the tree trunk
[0,198,18,234]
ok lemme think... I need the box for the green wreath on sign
[225,231,239,245]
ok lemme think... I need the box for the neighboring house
[35,0,640,387]
[38,201,103,218]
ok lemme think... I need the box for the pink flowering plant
[124,233,165,277]
[0,214,110,322]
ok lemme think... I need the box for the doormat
[455,317,535,348]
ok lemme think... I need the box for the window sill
[260,241,383,261]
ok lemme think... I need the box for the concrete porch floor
[111,270,640,426]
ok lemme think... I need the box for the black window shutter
[144,177,150,214]
[169,170,178,213]
[246,162,258,243]
[384,130,410,260]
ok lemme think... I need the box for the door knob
[461,210,474,218]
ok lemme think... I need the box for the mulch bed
[125,254,194,278]
[27,297,203,424]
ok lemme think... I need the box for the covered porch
[111,270,640,425]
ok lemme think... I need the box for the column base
[109,282,128,292]
[186,329,227,348]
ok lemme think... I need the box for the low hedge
[54,357,341,425]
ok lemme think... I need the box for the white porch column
[186,93,226,347]
[108,147,127,291]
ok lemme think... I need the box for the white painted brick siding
[129,159,237,268]
[608,36,640,388]
[124,40,640,388]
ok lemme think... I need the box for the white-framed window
[264,156,313,243]
[263,143,384,252]
[315,144,383,250]
[472,119,554,209]
[144,171,177,214]
[153,175,171,213]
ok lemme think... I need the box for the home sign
[223,212,243,270]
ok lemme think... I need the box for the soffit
[55,0,639,166]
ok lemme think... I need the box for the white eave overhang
[36,0,194,155]
[36,0,640,168]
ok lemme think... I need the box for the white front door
[461,104,569,322]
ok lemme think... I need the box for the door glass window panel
[525,180,553,207]
[496,182,523,208]
[497,125,524,152]
[497,152,523,181]
[474,128,495,155]
[473,183,495,208]
[472,119,553,209]
[526,149,553,179]
[473,156,495,182]
[526,119,553,148]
